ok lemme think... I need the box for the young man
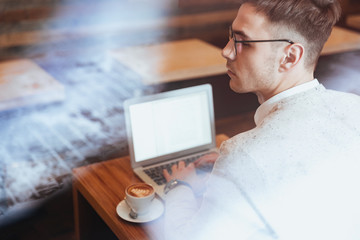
[162,0,360,239]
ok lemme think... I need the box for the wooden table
[72,134,229,240]
[321,26,360,55]
[0,59,65,111]
[109,39,227,85]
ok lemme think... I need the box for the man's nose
[222,40,236,61]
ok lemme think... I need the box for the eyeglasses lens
[229,27,237,55]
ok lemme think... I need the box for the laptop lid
[124,84,216,169]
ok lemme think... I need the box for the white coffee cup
[125,183,155,215]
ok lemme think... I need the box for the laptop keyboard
[144,153,208,185]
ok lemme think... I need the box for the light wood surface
[72,134,229,240]
[0,59,65,111]
[322,26,360,55]
[347,15,360,30]
[110,39,227,85]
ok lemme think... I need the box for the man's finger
[194,157,207,167]
[187,162,195,170]
[178,161,185,169]
[163,169,171,181]
[194,153,219,167]
[171,163,178,172]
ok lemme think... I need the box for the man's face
[222,3,282,100]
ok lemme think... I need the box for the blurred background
[0,0,359,239]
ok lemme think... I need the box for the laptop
[123,84,217,198]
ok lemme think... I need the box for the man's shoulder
[309,87,360,113]
[321,85,359,96]
[222,88,360,152]
[275,86,360,117]
[290,85,360,104]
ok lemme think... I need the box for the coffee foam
[128,184,153,198]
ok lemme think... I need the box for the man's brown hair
[240,0,341,70]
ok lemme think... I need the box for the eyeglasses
[229,26,294,56]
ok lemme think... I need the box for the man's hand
[162,152,219,194]
[194,152,219,170]
[163,161,204,193]
[163,161,197,183]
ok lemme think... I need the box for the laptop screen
[124,84,215,166]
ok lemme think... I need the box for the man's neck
[256,71,314,104]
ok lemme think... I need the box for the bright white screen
[129,91,212,162]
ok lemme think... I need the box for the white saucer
[116,198,164,223]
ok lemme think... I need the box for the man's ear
[279,43,304,72]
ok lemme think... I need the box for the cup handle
[124,197,138,219]
[124,197,133,209]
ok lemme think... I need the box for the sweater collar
[254,79,320,126]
